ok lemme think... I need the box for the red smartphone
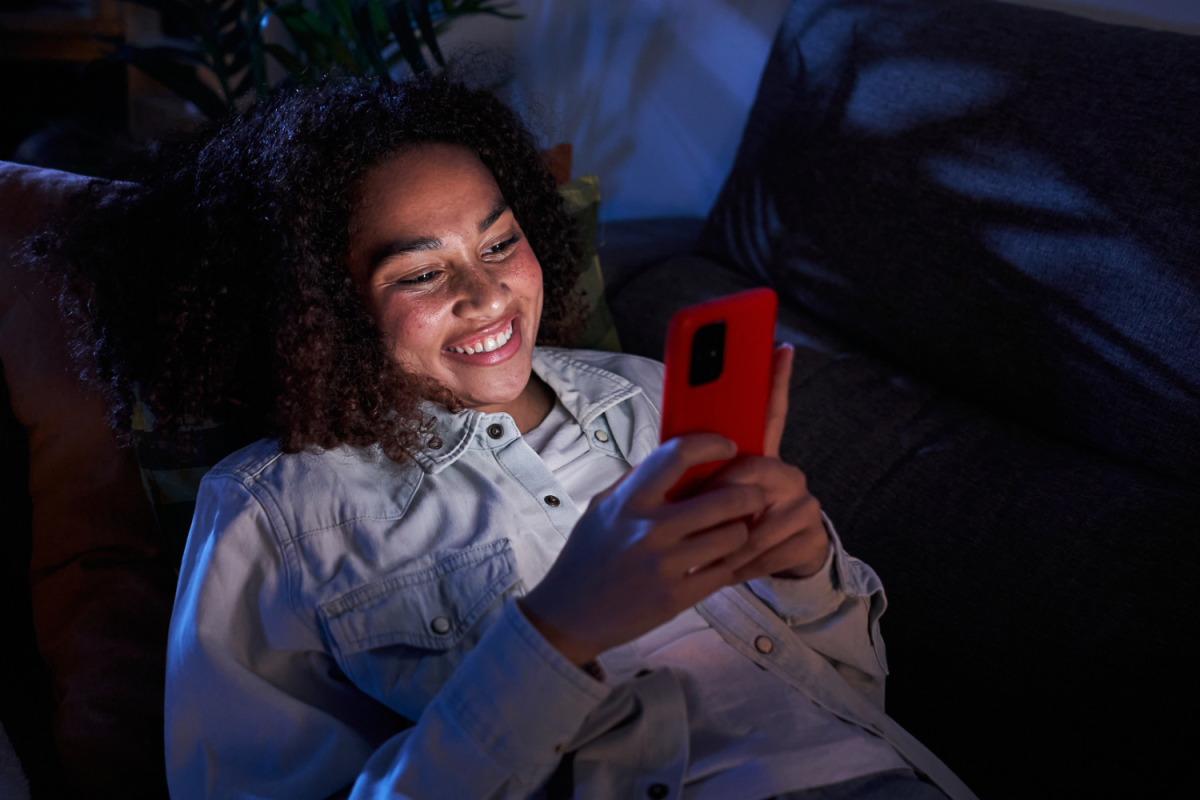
[660,287,778,501]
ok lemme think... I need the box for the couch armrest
[0,160,173,798]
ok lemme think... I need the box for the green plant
[108,0,520,119]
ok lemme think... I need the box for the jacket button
[430,617,451,635]
[594,430,610,443]
[487,424,504,439]
[647,783,669,799]
[544,495,561,507]
[754,635,774,654]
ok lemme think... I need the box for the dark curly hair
[36,76,585,463]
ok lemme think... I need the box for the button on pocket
[594,430,610,443]
[320,539,517,654]
[487,424,504,439]
[545,495,560,507]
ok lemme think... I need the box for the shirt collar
[408,347,642,474]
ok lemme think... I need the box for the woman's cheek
[375,297,438,361]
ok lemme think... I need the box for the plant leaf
[105,41,208,65]
[226,43,251,75]
[269,6,336,73]
[263,42,309,79]
[216,0,244,30]
[350,0,391,78]
[125,57,230,119]
[219,19,248,53]
[408,0,444,66]
[274,2,336,39]
[232,68,256,98]
[318,0,357,40]
[385,1,428,75]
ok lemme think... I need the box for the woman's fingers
[587,469,633,510]
[632,433,738,501]
[708,454,807,507]
[764,343,794,459]
[665,519,749,580]
[652,482,766,541]
[732,526,829,582]
[724,492,824,572]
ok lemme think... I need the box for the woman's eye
[398,271,439,285]
[486,234,521,256]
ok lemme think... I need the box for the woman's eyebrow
[477,199,510,233]
[364,198,511,278]
[366,235,443,277]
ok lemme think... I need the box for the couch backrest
[700,0,1200,484]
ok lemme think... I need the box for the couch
[1,0,1196,798]
[602,1,1199,797]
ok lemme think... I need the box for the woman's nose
[452,262,508,316]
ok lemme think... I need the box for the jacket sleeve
[166,475,611,800]
[745,512,889,709]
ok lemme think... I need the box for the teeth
[448,321,514,355]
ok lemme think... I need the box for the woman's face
[346,143,544,415]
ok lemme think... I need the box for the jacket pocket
[319,538,518,655]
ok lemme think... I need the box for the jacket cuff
[441,597,612,779]
[746,511,847,624]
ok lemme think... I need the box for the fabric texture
[166,348,975,800]
[637,1,1200,796]
[768,769,948,800]
[0,720,31,800]
[525,394,914,799]
[608,237,1200,800]
[699,0,1200,485]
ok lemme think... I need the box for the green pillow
[560,174,620,353]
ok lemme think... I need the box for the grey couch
[601,1,1199,797]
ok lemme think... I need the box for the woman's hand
[519,434,769,666]
[712,344,830,581]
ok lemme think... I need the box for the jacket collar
[408,347,642,474]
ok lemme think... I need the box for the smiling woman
[347,143,554,432]
[37,77,585,466]
[35,75,972,800]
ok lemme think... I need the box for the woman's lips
[441,317,522,366]
[445,318,514,354]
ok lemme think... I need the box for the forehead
[354,143,501,224]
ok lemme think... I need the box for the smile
[445,320,514,354]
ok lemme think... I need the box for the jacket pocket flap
[320,539,517,654]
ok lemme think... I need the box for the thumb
[588,468,634,510]
[763,343,794,459]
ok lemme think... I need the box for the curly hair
[35,76,585,463]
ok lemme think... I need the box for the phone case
[660,287,778,501]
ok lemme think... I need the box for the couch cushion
[609,250,1198,798]
[0,161,173,797]
[699,0,1200,485]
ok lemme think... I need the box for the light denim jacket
[165,347,976,800]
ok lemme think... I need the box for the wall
[443,0,1200,221]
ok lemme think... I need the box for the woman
[47,77,973,800]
